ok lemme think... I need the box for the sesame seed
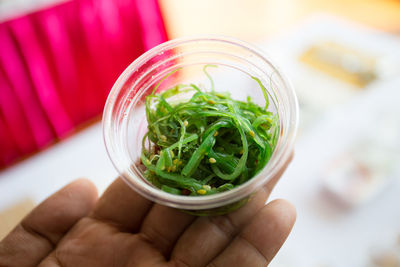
[208,100,215,104]
[197,189,207,195]
[209,158,216,164]
[160,135,167,141]
[184,120,188,126]
[202,185,211,190]
[173,159,179,164]
[170,150,174,157]
[213,131,219,137]
[249,131,255,137]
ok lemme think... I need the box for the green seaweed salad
[140,67,279,196]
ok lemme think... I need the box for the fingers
[138,152,293,261]
[0,179,98,267]
[169,189,269,267]
[139,204,195,257]
[209,199,296,267]
[90,178,153,232]
[169,153,293,267]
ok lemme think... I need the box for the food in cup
[140,66,279,196]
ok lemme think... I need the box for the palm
[0,164,295,267]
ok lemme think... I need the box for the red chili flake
[181,189,191,195]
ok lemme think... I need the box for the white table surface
[0,123,117,211]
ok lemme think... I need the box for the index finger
[209,199,296,267]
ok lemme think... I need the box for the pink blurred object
[0,0,167,168]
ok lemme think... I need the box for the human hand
[0,161,295,267]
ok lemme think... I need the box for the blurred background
[1,0,400,266]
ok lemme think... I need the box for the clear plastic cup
[103,36,298,215]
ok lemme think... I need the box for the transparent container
[103,36,298,215]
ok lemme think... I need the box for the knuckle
[208,215,237,239]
